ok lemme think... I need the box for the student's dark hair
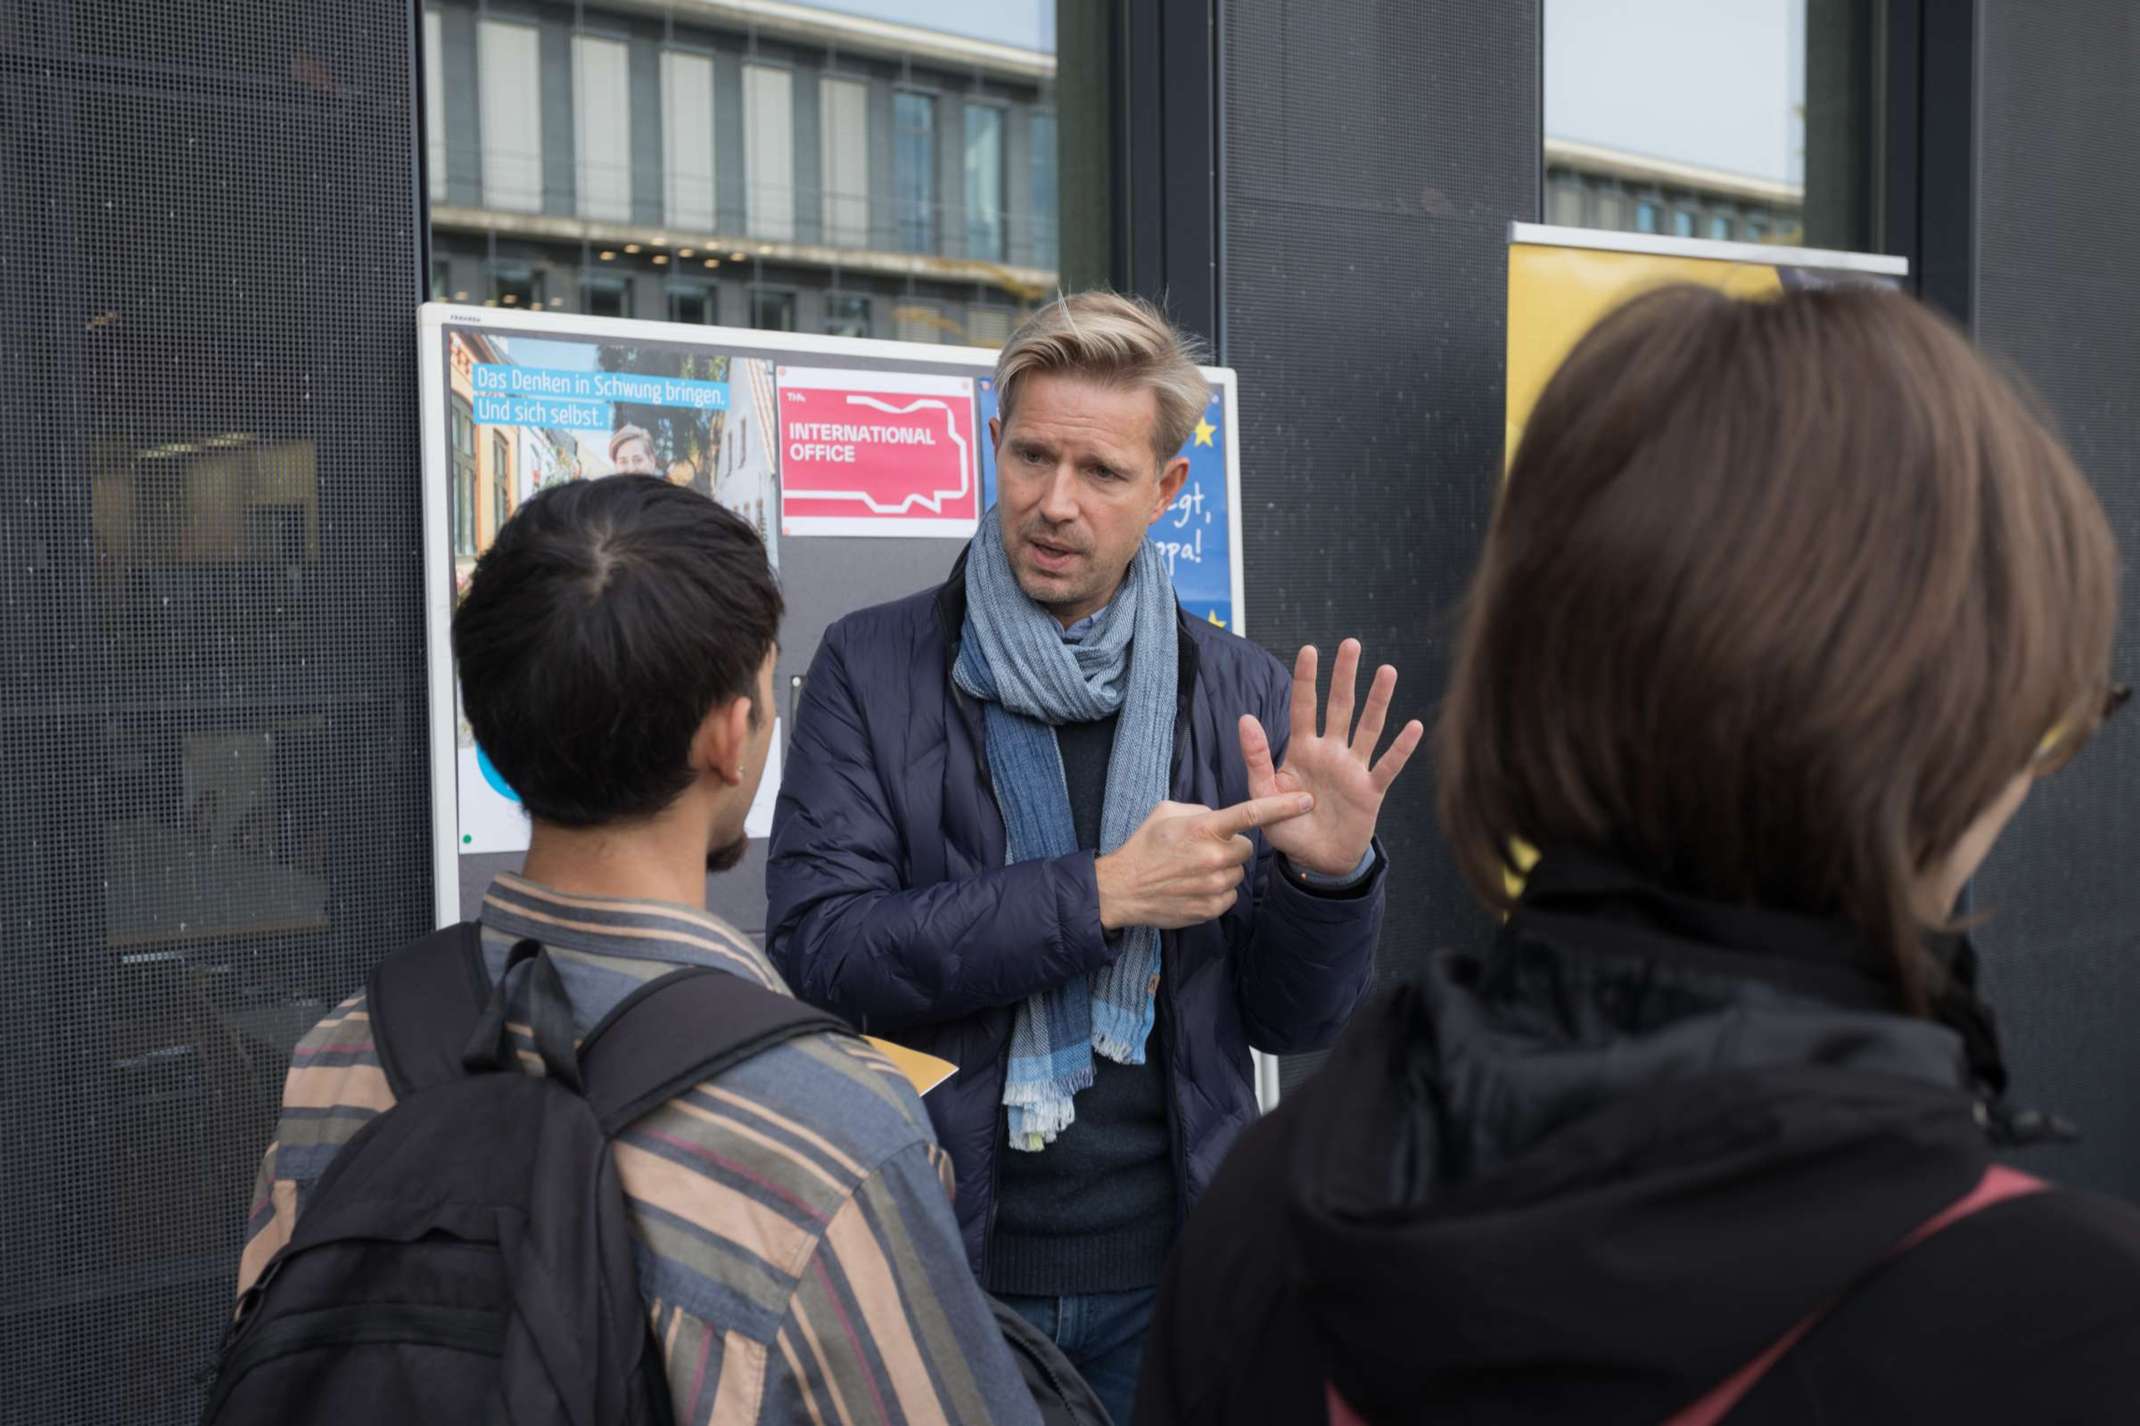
[1438,283,2117,1010]
[453,475,782,827]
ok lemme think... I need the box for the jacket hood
[1285,853,2002,1423]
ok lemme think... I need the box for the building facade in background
[1542,0,1829,251]
[423,1,1060,347]
[1544,136,1804,245]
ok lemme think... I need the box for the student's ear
[689,692,755,786]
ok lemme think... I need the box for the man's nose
[1038,464,1080,523]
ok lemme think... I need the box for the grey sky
[804,0,1056,53]
[1545,0,1805,185]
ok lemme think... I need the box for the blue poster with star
[979,378,1238,632]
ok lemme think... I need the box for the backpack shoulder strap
[367,922,492,1099]
[1661,1163,2048,1426]
[577,966,853,1136]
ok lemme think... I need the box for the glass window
[423,10,446,203]
[581,275,626,317]
[450,394,476,556]
[434,7,1091,344]
[894,301,940,343]
[1030,110,1059,269]
[489,431,512,541]
[1671,208,1696,238]
[1708,213,1733,241]
[430,258,451,300]
[751,289,796,331]
[574,36,631,222]
[492,264,544,310]
[966,307,1014,347]
[478,20,543,212]
[1547,176,1585,226]
[823,294,872,338]
[963,103,1005,260]
[820,77,871,248]
[1543,1,1880,251]
[893,91,937,253]
[745,65,796,241]
[668,285,713,325]
[663,51,717,231]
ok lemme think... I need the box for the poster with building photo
[443,326,777,577]
[440,322,780,853]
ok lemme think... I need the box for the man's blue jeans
[999,1286,1158,1425]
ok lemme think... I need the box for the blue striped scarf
[953,515,1177,1150]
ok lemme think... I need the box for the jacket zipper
[1160,677,1195,1230]
[956,673,1006,1281]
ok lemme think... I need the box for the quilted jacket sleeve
[767,623,1118,1035]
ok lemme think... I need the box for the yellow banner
[1506,242,1784,467]
[1499,237,1790,897]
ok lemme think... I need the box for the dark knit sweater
[986,712,1177,1295]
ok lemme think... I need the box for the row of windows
[1546,172,1800,247]
[423,13,1058,266]
[443,258,1019,345]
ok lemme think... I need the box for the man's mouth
[1025,535,1083,570]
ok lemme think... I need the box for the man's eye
[1021,448,1048,465]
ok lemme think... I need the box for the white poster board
[416,308,1249,889]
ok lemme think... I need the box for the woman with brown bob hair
[1136,284,2140,1425]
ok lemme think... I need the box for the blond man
[768,292,1420,1418]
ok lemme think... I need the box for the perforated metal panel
[1969,1,2140,1197]
[1218,0,1540,1089]
[0,0,429,1416]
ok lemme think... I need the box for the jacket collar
[479,871,785,991]
[1514,849,1901,1012]
[1511,849,2020,1109]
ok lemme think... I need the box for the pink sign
[776,367,980,538]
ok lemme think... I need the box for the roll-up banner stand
[1499,226,1909,895]
[1507,222,1909,464]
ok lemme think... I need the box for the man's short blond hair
[994,292,1209,467]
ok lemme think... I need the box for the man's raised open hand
[1238,640,1423,878]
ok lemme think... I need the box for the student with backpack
[208,476,1050,1425]
[1135,285,2140,1424]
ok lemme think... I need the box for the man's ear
[688,693,754,786]
[1148,455,1190,527]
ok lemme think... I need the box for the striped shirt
[236,873,1038,1426]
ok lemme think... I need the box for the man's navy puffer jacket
[767,557,1384,1276]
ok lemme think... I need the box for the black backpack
[992,1302,1115,1425]
[201,923,846,1425]
[203,923,1114,1426]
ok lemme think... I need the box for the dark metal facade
[1214,0,1541,1087]
[0,0,431,1415]
[1970,0,2140,1196]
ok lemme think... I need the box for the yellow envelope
[864,1036,958,1097]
